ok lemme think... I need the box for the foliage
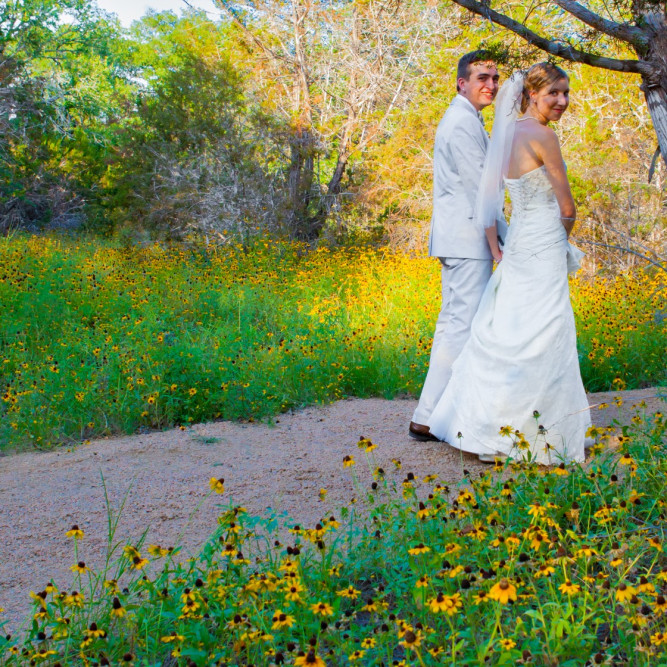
[0,0,135,231]
[0,236,664,451]
[1,406,666,664]
[0,1,665,255]
[363,20,667,261]
[107,10,286,241]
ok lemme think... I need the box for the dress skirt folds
[427,166,591,464]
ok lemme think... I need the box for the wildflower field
[1,407,666,665]
[0,235,664,451]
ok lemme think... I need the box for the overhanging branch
[451,0,649,75]
[552,0,648,50]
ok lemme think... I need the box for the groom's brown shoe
[409,422,440,442]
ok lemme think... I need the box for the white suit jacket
[428,94,507,259]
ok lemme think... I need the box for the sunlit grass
[0,235,664,450]
[0,405,665,664]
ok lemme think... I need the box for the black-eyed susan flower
[66,525,84,539]
[408,543,430,555]
[147,544,171,558]
[131,555,149,570]
[473,591,490,605]
[310,601,333,616]
[444,542,462,555]
[653,595,667,614]
[636,576,655,595]
[294,651,326,667]
[284,583,303,601]
[110,597,126,618]
[615,582,637,603]
[123,545,140,560]
[362,598,383,612]
[360,638,376,649]
[70,561,89,574]
[30,649,57,661]
[558,580,581,595]
[103,578,119,594]
[64,591,85,608]
[416,502,430,519]
[650,632,666,646]
[534,563,555,578]
[348,650,366,661]
[498,638,516,650]
[399,629,423,649]
[337,586,360,599]
[527,503,546,518]
[342,455,355,468]
[415,575,430,588]
[161,632,184,643]
[85,622,107,639]
[647,537,663,551]
[575,545,598,558]
[209,477,225,494]
[271,610,295,630]
[489,579,517,604]
[428,592,462,615]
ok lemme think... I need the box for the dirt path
[1,389,663,631]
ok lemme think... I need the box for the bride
[426,62,591,465]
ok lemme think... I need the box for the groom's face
[458,63,500,111]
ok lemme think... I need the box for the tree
[0,0,134,231]
[216,0,454,240]
[448,0,667,172]
[108,10,284,241]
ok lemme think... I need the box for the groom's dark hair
[456,50,496,92]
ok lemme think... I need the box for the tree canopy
[0,0,664,268]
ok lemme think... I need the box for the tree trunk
[287,127,315,238]
[639,12,667,169]
[643,83,667,170]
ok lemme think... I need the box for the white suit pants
[412,257,492,426]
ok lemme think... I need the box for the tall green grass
[0,235,664,450]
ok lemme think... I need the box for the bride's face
[530,77,570,123]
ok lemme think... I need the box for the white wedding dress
[427,165,591,464]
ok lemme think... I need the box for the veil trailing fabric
[474,71,525,231]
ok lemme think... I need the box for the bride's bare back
[506,74,576,235]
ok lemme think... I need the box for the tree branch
[552,0,648,50]
[450,0,651,75]
[576,239,667,273]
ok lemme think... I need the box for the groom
[409,50,505,442]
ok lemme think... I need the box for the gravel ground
[1,388,663,631]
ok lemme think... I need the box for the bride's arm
[538,129,576,237]
[484,226,503,262]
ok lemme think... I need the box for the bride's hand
[492,248,503,263]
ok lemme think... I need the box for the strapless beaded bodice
[504,165,559,222]
[502,164,567,255]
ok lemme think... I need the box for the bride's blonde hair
[520,62,569,113]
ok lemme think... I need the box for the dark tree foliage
[0,0,129,231]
